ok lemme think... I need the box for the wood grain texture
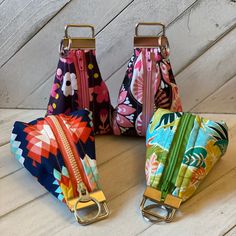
[0,0,236,114]
[0,138,146,216]
[0,0,32,31]
[0,136,142,180]
[105,0,236,108]
[99,0,236,79]
[0,109,146,216]
[192,74,236,113]
[0,109,45,146]
[0,143,23,179]
[140,169,236,236]
[177,26,236,111]
[0,0,71,68]
[17,0,196,109]
[225,226,236,236]
[0,168,47,217]
[0,0,133,108]
[0,110,235,236]
[1,143,236,235]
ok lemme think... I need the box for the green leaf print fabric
[145,108,229,202]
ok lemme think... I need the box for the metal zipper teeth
[49,116,83,186]
[160,113,193,199]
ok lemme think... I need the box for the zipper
[142,49,154,135]
[73,50,90,109]
[159,113,195,200]
[46,115,91,197]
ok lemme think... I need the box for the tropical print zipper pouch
[46,25,112,135]
[141,108,229,222]
[112,23,182,136]
[10,109,109,225]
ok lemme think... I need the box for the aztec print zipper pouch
[112,23,182,136]
[140,108,229,222]
[10,109,109,225]
[46,25,112,135]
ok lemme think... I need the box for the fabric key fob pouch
[10,109,109,225]
[141,108,229,222]
[112,23,182,136]
[46,24,113,135]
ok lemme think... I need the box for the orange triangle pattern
[24,120,58,164]
[60,114,92,143]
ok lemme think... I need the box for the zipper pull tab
[146,50,152,71]
[77,182,90,202]
[160,181,170,201]
[77,51,85,71]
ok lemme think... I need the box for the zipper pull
[77,51,85,71]
[160,181,170,201]
[77,181,90,202]
[146,50,152,71]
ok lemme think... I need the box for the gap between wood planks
[18,0,236,110]
[136,168,236,236]
[3,164,235,235]
[224,225,236,236]
[103,0,236,80]
[105,21,236,108]
[15,0,135,108]
[1,121,235,219]
[177,25,236,111]
[190,72,236,112]
[0,0,72,69]
[103,0,200,82]
[0,144,144,218]
[16,0,199,108]
[0,0,133,71]
[0,137,142,179]
[0,113,235,235]
[0,0,6,6]
[174,21,236,78]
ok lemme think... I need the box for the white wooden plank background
[192,74,236,113]
[0,110,236,235]
[0,0,71,68]
[0,0,134,108]
[17,0,196,109]
[0,1,236,234]
[178,26,236,111]
[0,0,235,113]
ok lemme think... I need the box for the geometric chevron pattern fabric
[24,120,58,164]
[10,110,99,204]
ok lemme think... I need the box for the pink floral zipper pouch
[46,25,112,135]
[112,23,182,136]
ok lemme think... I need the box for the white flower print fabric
[61,72,77,97]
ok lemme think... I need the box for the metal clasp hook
[59,24,96,57]
[140,196,176,223]
[140,187,182,223]
[59,37,72,58]
[70,182,109,225]
[134,22,170,59]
